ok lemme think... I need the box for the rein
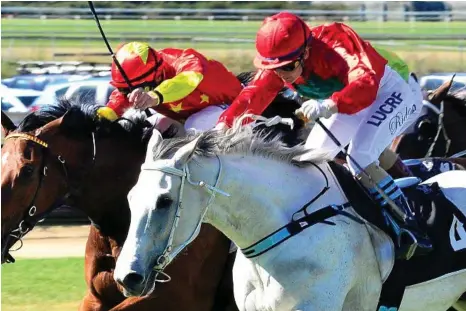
[1,132,96,263]
[241,162,363,259]
[140,154,229,282]
[144,154,361,274]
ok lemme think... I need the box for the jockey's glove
[96,106,118,121]
[296,99,338,122]
[129,88,163,110]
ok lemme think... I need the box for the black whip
[88,1,152,116]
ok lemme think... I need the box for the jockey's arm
[101,49,208,120]
[100,89,130,119]
[323,23,385,115]
[146,49,208,106]
[100,70,204,120]
[217,69,284,128]
[148,71,203,104]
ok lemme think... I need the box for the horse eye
[156,195,173,210]
[20,164,35,178]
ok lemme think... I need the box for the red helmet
[254,12,311,70]
[110,42,161,88]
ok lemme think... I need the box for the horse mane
[444,88,466,117]
[447,88,466,103]
[152,115,328,165]
[236,71,255,86]
[16,99,157,142]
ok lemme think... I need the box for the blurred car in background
[1,84,29,112]
[419,72,466,92]
[29,82,74,111]
[1,73,90,92]
[30,77,115,111]
[65,78,115,106]
[4,86,43,109]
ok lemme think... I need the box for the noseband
[2,132,96,263]
[139,155,229,282]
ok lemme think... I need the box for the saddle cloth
[329,162,466,310]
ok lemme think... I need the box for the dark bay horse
[391,79,466,163]
[1,74,303,311]
[1,101,236,311]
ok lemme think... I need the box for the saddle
[329,162,459,244]
[329,162,466,310]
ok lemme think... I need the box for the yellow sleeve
[153,71,203,103]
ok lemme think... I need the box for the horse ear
[2,111,17,137]
[145,129,163,162]
[173,135,202,168]
[428,74,455,105]
[59,108,93,137]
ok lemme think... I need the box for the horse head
[1,102,97,263]
[0,101,163,264]
[392,76,466,158]
[2,111,17,137]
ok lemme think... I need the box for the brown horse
[1,75,304,311]
[391,79,466,166]
[1,101,237,311]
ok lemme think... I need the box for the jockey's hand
[128,88,161,110]
[295,99,337,122]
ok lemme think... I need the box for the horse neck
[76,137,145,232]
[444,100,466,155]
[203,155,342,249]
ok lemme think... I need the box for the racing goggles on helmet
[275,59,302,72]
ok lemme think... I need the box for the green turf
[3,19,466,35]
[2,18,465,52]
[1,257,86,310]
[2,18,465,77]
[2,18,465,50]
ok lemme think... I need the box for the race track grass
[3,18,466,36]
[2,18,466,77]
[1,257,86,311]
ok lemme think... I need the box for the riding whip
[87,1,152,116]
[296,111,410,221]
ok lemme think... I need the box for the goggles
[275,59,301,72]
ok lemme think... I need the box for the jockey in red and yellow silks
[98,42,242,130]
[217,12,431,260]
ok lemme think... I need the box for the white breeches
[184,105,228,132]
[304,65,423,175]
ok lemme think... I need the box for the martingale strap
[241,202,363,259]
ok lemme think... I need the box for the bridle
[1,132,96,263]
[139,154,229,283]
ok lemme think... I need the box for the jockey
[97,41,242,131]
[217,12,431,259]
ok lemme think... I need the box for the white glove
[296,99,337,122]
[214,122,229,131]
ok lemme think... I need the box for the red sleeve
[173,48,207,75]
[314,23,386,115]
[106,89,132,117]
[217,69,284,127]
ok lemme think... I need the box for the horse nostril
[123,272,145,289]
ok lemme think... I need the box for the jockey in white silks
[214,12,431,259]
